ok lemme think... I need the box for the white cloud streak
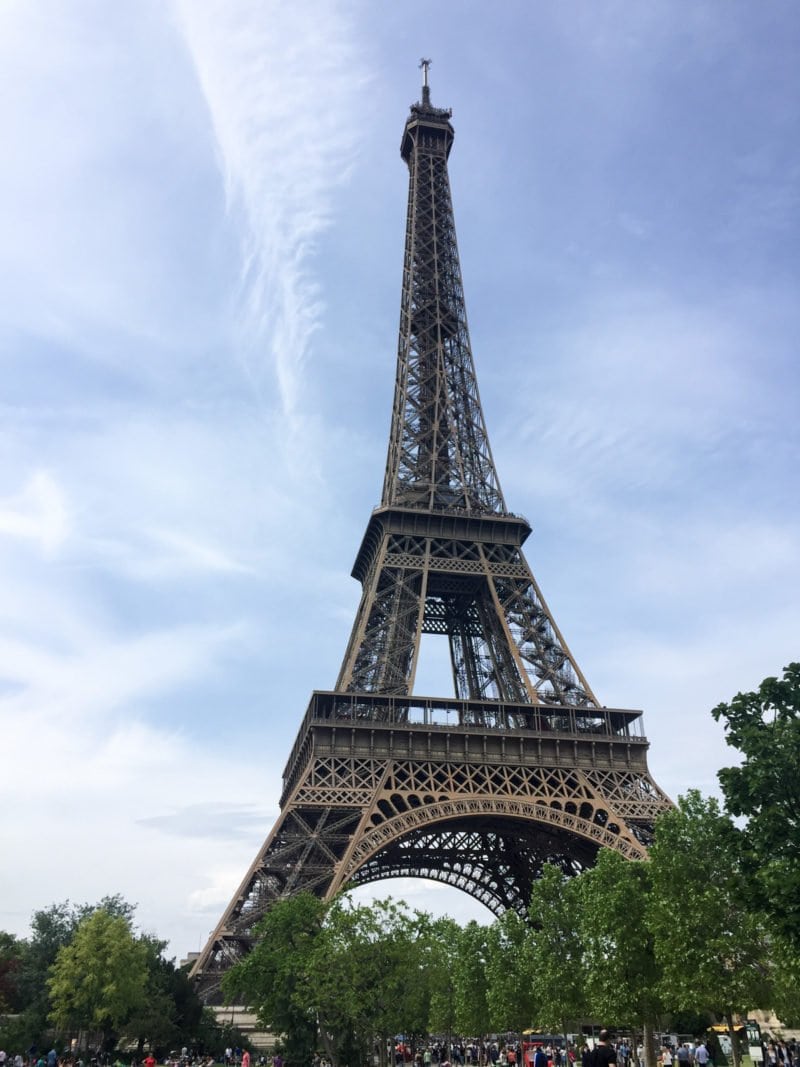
[0,471,70,555]
[0,615,247,748]
[502,285,791,513]
[173,0,370,418]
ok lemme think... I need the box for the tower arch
[342,802,647,918]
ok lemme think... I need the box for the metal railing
[305,690,645,739]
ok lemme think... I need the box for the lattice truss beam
[193,745,671,997]
[382,109,505,515]
[338,531,598,707]
[348,822,596,918]
[193,804,364,998]
[293,754,671,836]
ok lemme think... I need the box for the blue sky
[1,0,798,958]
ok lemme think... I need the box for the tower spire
[341,85,597,701]
[386,70,503,516]
[419,56,432,106]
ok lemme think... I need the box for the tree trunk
[643,1019,658,1067]
[725,1014,740,1067]
[317,1018,337,1067]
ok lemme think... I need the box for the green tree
[577,850,663,1066]
[167,961,207,1048]
[484,908,534,1034]
[451,920,491,1039]
[124,936,205,1055]
[648,792,771,1067]
[711,663,800,947]
[524,864,586,1040]
[4,897,209,1056]
[224,893,325,1067]
[426,916,461,1051]
[47,908,149,1049]
[310,897,437,1067]
[767,935,800,1027]
[18,900,80,1033]
[227,893,446,1067]
[0,931,26,1013]
[19,896,137,1030]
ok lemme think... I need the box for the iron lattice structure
[191,74,671,1001]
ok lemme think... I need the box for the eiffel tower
[191,64,671,1000]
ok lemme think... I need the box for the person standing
[592,1033,616,1067]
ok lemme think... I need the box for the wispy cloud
[174,0,370,419]
[502,286,787,511]
[0,619,246,733]
[0,471,70,554]
[0,1,222,361]
[142,527,253,576]
[138,802,277,841]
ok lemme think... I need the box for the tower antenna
[419,57,432,105]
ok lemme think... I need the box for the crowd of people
[0,1052,220,1067]
[387,1031,800,1067]
[657,1037,797,1067]
[763,1042,798,1067]
[410,1041,526,1067]
[2,1032,798,1067]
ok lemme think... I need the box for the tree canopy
[0,895,211,1058]
[226,893,454,1067]
[577,849,662,1033]
[484,908,533,1034]
[712,661,800,947]
[0,931,25,1014]
[648,791,771,1067]
[524,864,586,1036]
[224,891,324,1067]
[48,908,150,1046]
